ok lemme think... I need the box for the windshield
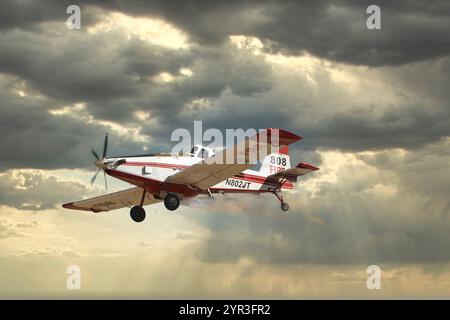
[190,146,199,156]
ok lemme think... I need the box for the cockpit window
[190,146,199,156]
[190,146,211,158]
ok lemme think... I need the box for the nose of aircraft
[94,159,108,169]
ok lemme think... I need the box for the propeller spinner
[90,133,109,190]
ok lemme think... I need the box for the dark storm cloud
[0,30,133,104]
[4,1,450,66]
[79,0,450,66]
[0,20,272,126]
[129,41,274,131]
[133,41,276,143]
[0,0,66,30]
[0,0,99,30]
[177,45,273,97]
[122,39,193,77]
[253,0,450,66]
[301,103,450,151]
[0,28,188,124]
[0,171,88,211]
[0,75,146,170]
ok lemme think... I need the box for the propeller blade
[102,133,109,159]
[91,149,100,161]
[103,170,108,191]
[90,168,101,185]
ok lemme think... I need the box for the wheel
[281,202,289,212]
[164,193,180,211]
[130,205,146,222]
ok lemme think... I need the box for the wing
[166,128,302,190]
[62,187,160,212]
[267,162,319,182]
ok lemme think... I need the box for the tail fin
[259,146,291,176]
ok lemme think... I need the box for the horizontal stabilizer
[267,162,319,181]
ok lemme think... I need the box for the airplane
[62,128,319,222]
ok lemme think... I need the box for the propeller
[90,133,109,191]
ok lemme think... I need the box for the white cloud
[88,12,189,49]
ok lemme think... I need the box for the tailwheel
[164,193,180,211]
[130,205,146,222]
[281,202,290,212]
[273,191,289,212]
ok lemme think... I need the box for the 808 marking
[270,155,287,166]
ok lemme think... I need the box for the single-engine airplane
[63,129,319,222]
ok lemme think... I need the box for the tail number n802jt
[225,179,250,189]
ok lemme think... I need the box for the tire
[130,205,146,222]
[164,193,180,211]
[281,202,289,212]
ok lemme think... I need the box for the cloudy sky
[1,0,450,298]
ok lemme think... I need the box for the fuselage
[104,154,293,199]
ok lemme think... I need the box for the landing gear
[130,188,148,222]
[130,205,146,222]
[273,191,289,212]
[281,202,290,212]
[164,193,180,211]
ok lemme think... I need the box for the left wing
[166,128,302,190]
[62,187,160,212]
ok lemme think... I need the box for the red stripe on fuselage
[105,169,201,197]
[124,162,189,169]
[115,162,294,190]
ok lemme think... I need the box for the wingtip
[297,162,320,171]
[279,129,303,142]
[266,128,303,145]
[62,202,77,210]
[62,202,103,212]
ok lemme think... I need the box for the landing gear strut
[273,191,289,212]
[164,193,180,211]
[130,189,147,222]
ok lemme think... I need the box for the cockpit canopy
[190,145,215,159]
